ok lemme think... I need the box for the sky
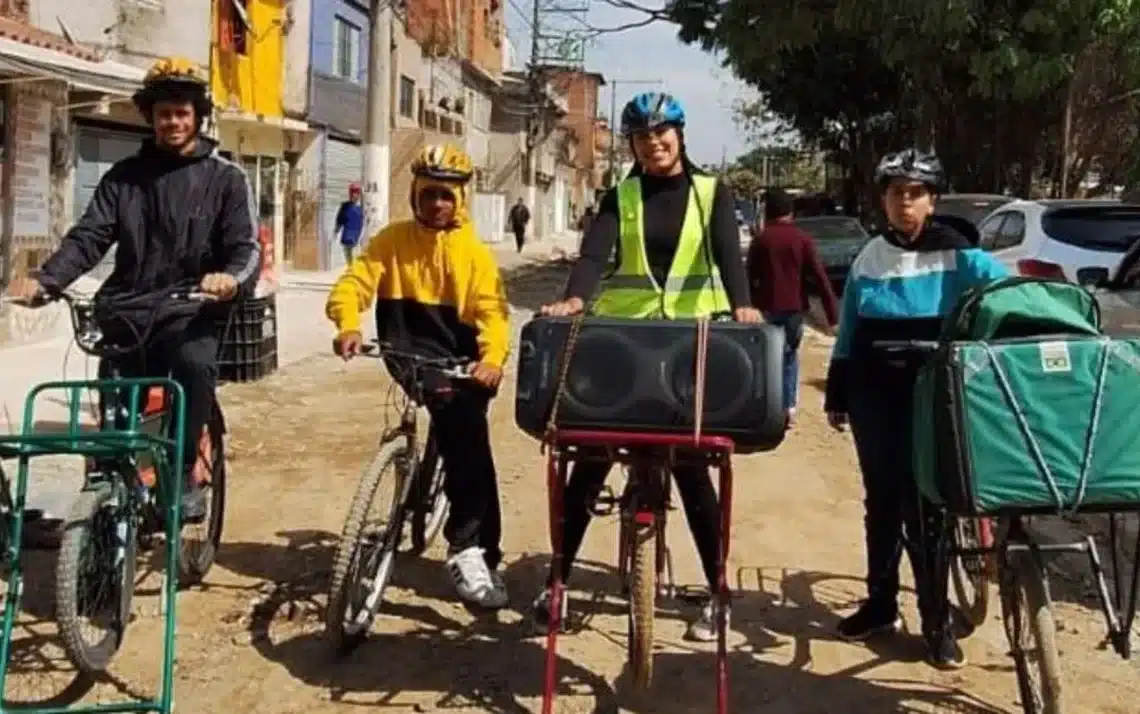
[501,0,759,165]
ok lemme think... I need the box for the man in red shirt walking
[747,189,840,424]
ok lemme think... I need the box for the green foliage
[666,0,1140,197]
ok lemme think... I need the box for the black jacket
[37,137,260,313]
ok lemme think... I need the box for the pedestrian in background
[335,183,364,265]
[746,188,839,426]
[508,196,531,253]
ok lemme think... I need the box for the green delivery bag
[914,277,1140,515]
[914,337,1140,514]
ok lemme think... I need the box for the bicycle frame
[932,508,1140,659]
[542,429,735,714]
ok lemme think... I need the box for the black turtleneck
[564,171,748,308]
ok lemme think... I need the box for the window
[993,211,1026,250]
[978,213,1007,250]
[333,16,361,82]
[398,76,415,118]
[1042,206,1140,254]
[219,0,250,55]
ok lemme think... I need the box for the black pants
[512,227,526,252]
[553,457,722,590]
[100,312,219,486]
[848,369,947,631]
[429,387,503,570]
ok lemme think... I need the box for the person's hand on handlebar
[827,411,848,432]
[733,307,762,323]
[469,362,503,389]
[5,276,44,304]
[540,297,584,317]
[333,330,364,361]
[199,272,238,300]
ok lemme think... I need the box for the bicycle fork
[614,466,676,600]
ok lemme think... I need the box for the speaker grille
[563,331,641,415]
[667,334,754,418]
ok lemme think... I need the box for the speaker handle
[708,310,734,322]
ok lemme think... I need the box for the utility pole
[524,0,542,214]
[607,79,661,187]
[362,0,392,237]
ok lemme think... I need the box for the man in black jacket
[6,56,260,522]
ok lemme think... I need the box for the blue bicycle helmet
[620,92,685,136]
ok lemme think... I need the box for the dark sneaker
[837,601,901,641]
[925,629,966,670]
[180,486,207,524]
[529,586,568,635]
[684,598,731,643]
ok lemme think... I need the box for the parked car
[935,193,1016,227]
[795,215,873,294]
[1076,245,1140,336]
[976,199,1140,281]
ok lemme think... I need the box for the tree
[721,167,763,199]
[663,0,1140,198]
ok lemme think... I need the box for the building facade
[0,3,145,312]
[211,0,311,272]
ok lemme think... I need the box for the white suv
[977,199,1140,281]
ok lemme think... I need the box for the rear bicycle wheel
[55,482,137,674]
[627,518,657,690]
[178,408,226,586]
[408,428,448,556]
[951,517,993,629]
[999,549,1063,714]
[325,439,411,654]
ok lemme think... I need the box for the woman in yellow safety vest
[535,92,760,641]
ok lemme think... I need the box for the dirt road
[5,259,1140,713]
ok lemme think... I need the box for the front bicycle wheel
[408,428,448,556]
[178,409,226,586]
[999,548,1063,714]
[325,439,411,654]
[627,518,657,690]
[55,482,137,674]
[951,516,993,629]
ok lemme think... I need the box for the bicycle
[541,431,736,714]
[324,341,464,654]
[0,287,228,714]
[876,338,1140,714]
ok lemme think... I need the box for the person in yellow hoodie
[326,144,512,608]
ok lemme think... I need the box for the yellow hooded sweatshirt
[325,176,511,368]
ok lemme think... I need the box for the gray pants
[342,244,355,265]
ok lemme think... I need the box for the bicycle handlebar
[6,286,222,358]
[359,341,473,380]
[872,339,941,353]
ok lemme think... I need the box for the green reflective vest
[592,174,730,319]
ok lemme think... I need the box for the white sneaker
[445,547,508,609]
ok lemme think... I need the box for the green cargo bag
[913,277,1140,515]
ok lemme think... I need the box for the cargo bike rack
[541,429,736,714]
[0,290,223,713]
[876,338,1140,714]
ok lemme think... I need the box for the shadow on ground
[501,258,574,314]
[219,529,1007,713]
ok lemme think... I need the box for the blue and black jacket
[824,217,1009,413]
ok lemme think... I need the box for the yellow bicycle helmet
[133,56,212,126]
[143,56,209,88]
[410,144,474,183]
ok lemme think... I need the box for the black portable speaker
[515,316,787,453]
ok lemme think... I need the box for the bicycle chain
[541,312,585,453]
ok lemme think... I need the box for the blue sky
[501,0,758,164]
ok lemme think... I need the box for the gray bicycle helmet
[875,149,945,192]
